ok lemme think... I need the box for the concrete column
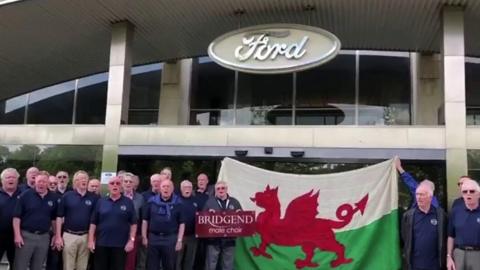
[158,59,193,125]
[414,53,444,125]
[443,7,467,206]
[101,21,134,173]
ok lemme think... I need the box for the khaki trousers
[454,248,480,270]
[62,232,89,270]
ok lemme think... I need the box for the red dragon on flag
[250,185,369,269]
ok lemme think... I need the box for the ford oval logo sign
[208,24,341,74]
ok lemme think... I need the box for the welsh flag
[218,158,401,270]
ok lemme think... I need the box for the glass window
[466,62,480,125]
[296,55,356,125]
[76,73,108,124]
[358,55,411,125]
[27,81,75,124]
[0,94,27,124]
[128,64,162,125]
[190,57,235,125]
[0,144,102,178]
[236,73,293,125]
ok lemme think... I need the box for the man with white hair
[0,168,21,268]
[176,180,200,270]
[401,180,446,270]
[447,179,480,270]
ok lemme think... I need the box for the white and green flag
[218,158,401,270]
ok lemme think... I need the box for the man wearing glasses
[203,181,242,270]
[451,176,473,210]
[56,171,71,196]
[55,170,98,270]
[447,179,480,270]
[88,176,137,270]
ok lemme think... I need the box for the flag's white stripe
[219,158,398,231]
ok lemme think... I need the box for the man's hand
[54,235,64,250]
[88,240,95,253]
[124,239,134,253]
[394,156,405,173]
[175,240,183,251]
[14,234,24,248]
[447,255,456,270]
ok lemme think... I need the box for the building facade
[1,0,480,207]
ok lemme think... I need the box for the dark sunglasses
[57,175,67,179]
[109,181,121,186]
[216,186,226,190]
[462,189,476,194]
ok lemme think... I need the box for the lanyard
[216,198,230,210]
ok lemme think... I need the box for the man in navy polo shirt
[18,166,39,192]
[142,179,185,270]
[55,170,98,270]
[88,176,137,270]
[401,181,446,270]
[142,174,162,202]
[176,180,200,270]
[447,179,480,270]
[0,168,22,268]
[13,171,58,270]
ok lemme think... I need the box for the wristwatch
[177,239,182,243]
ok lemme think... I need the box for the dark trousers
[0,233,15,267]
[94,246,126,270]
[146,244,176,270]
[46,234,62,270]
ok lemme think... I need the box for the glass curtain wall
[190,51,411,126]
[466,59,480,125]
[0,63,162,125]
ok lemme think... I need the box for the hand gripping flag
[218,158,401,270]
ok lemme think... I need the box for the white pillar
[101,21,134,173]
[443,6,467,206]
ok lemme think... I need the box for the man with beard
[0,168,22,268]
[56,171,71,196]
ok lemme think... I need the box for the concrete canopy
[0,0,478,100]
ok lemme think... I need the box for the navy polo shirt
[143,195,185,245]
[448,204,480,247]
[0,188,21,234]
[141,190,156,202]
[57,190,98,232]
[412,207,439,270]
[18,183,32,193]
[195,192,209,210]
[180,195,200,236]
[13,189,58,233]
[56,186,73,197]
[91,195,136,248]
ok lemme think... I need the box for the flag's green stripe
[234,210,401,270]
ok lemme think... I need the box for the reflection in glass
[76,73,108,124]
[236,73,292,125]
[128,64,162,125]
[190,109,234,126]
[0,144,102,178]
[0,94,27,124]
[296,55,355,125]
[358,55,411,125]
[466,62,480,125]
[27,81,75,124]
